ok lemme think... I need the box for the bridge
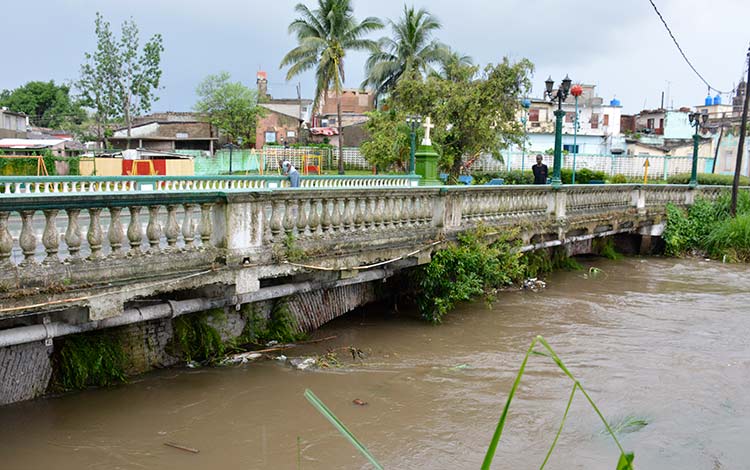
[0,174,726,404]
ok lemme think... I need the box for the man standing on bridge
[280,160,300,188]
[532,154,548,185]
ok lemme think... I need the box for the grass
[481,335,635,470]
[304,335,636,470]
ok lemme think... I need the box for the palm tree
[362,6,447,101]
[432,47,474,81]
[280,0,382,174]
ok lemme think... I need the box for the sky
[2,0,749,115]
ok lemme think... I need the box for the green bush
[609,174,628,184]
[415,229,526,323]
[470,170,534,185]
[705,214,750,261]
[666,173,750,186]
[561,167,606,184]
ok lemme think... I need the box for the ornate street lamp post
[570,84,583,184]
[521,98,531,173]
[545,75,572,188]
[406,115,422,174]
[688,110,708,187]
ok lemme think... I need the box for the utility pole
[731,44,750,217]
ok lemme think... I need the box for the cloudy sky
[3,0,749,114]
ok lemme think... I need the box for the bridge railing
[0,174,421,195]
[0,184,733,268]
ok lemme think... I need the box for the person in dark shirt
[532,154,548,184]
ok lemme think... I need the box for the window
[528,109,540,122]
[286,130,296,138]
[265,131,277,144]
[591,113,599,129]
[658,118,664,129]
[603,114,609,126]
[563,144,580,153]
[565,113,574,123]
[647,118,654,129]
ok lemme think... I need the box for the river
[0,257,748,469]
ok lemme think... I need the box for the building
[0,108,28,139]
[110,112,219,153]
[521,84,624,155]
[255,71,312,148]
[317,88,375,128]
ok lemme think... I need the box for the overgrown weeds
[57,332,127,390]
[663,192,750,260]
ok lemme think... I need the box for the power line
[647,0,732,95]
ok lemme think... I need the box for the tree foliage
[0,81,86,129]
[77,12,163,146]
[362,6,449,100]
[392,58,534,175]
[359,109,416,171]
[280,0,382,174]
[194,72,265,146]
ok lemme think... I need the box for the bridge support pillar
[235,269,260,295]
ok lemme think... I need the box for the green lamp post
[406,115,422,174]
[545,75,573,188]
[688,110,708,187]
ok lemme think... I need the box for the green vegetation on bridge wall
[55,331,127,391]
[664,192,750,262]
[408,229,584,324]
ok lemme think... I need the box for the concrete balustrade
[0,174,421,195]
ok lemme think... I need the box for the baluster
[283,199,296,235]
[363,197,375,230]
[296,199,309,237]
[332,198,344,233]
[321,198,334,236]
[19,210,37,264]
[308,198,321,236]
[373,197,385,231]
[270,200,284,239]
[182,204,196,248]
[87,208,103,259]
[262,202,274,243]
[146,206,163,252]
[403,196,414,227]
[165,205,180,248]
[344,197,355,232]
[64,209,82,260]
[42,209,60,262]
[393,197,403,228]
[127,206,144,254]
[352,198,364,231]
[199,203,213,247]
[0,212,13,264]
[107,207,125,255]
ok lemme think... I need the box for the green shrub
[561,167,606,184]
[666,173,750,186]
[416,230,525,323]
[609,174,628,184]
[172,311,225,362]
[705,214,750,261]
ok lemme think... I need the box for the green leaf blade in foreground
[617,452,635,470]
[304,389,384,470]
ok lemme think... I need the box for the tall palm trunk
[337,89,344,174]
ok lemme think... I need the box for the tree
[77,12,163,148]
[280,0,382,174]
[393,58,534,177]
[431,47,474,81]
[194,72,265,146]
[359,109,415,172]
[363,6,448,101]
[0,81,86,129]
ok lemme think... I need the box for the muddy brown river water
[1,257,749,469]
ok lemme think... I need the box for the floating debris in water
[186,361,200,369]
[275,354,287,361]
[290,357,318,370]
[221,352,262,365]
[448,364,470,371]
[352,399,368,406]
[523,278,547,290]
